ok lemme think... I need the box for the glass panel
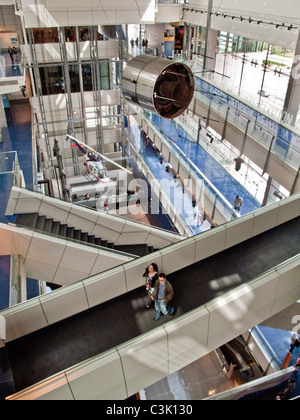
[32,28,59,44]
[82,64,92,91]
[40,66,63,95]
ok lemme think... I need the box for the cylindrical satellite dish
[122,55,195,119]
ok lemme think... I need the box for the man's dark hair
[159,273,167,279]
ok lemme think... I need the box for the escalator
[4,215,300,395]
[15,212,158,258]
[220,335,263,382]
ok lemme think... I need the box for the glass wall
[39,62,110,95]
[31,26,116,44]
[190,25,295,123]
[214,33,294,115]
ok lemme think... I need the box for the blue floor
[0,256,10,311]
[0,105,33,224]
[258,326,300,398]
[150,114,261,216]
[0,101,37,308]
[129,124,211,236]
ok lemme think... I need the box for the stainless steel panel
[122,55,194,119]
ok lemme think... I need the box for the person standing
[12,46,18,61]
[289,331,299,353]
[151,273,175,321]
[20,85,26,97]
[143,263,159,309]
[234,195,243,212]
[8,46,14,62]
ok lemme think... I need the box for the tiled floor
[149,114,261,216]
[257,326,300,399]
[0,99,35,307]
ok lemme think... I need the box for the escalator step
[74,230,81,241]
[81,232,88,243]
[16,213,39,229]
[51,221,60,235]
[115,244,148,257]
[67,227,75,239]
[88,235,95,244]
[44,219,53,233]
[36,215,46,231]
[59,225,67,237]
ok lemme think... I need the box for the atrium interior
[0,0,300,401]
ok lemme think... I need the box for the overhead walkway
[1,193,300,400]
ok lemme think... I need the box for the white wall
[20,0,157,27]
[184,1,300,49]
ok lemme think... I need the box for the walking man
[234,195,243,212]
[151,273,175,321]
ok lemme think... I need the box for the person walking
[289,331,300,353]
[8,46,14,63]
[21,85,26,97]
[151,273,175,321]
[12,46,18,61]
[143,263,159,309]
[234,195,243,212]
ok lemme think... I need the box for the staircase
[15,213,157,257]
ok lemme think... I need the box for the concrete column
[0,99,7,132]
[282,29,300,126]
[203,0,218,73]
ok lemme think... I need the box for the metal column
[90,26,104,155]
[27,28,53,167]
[58,27,79,175]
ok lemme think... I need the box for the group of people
[143,263,176,321]
[130,38,148,51]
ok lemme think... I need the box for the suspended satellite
[122,55,195,119]
[66,134,132,183]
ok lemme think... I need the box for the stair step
[51,221,61,235]
[74,230,81,241]
[67,227,75,239]
[88,235,95,244]
[80,232,88,243]
[115,244,149,257]
[44,218,53,233]
[101,239,108,247]
[36,215,46,231]
[16,213,39,229]
[147,246,154,254]
[59,224,67,237]
[95,238,102,246]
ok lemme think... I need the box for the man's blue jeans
[155,299,174,320]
